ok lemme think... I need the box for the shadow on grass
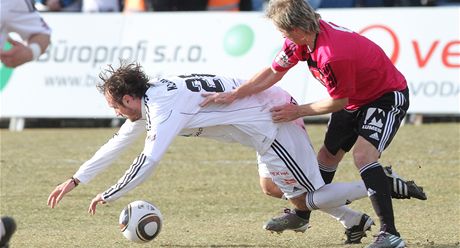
[159,245,291,248]
[416,244,460,248]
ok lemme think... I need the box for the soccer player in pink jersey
[201,0,421,247]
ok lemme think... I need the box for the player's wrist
[296,105,303,118]
[69,177,80,187]
[100,193,109,203]
[28,43,42,61]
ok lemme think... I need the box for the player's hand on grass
[47,178,79,208]
[199,91,237,107]
[88,193,106,215]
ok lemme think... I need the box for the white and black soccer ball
[119,200,163,243]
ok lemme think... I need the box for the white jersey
[0,0,51,48]
[74,74,303,202]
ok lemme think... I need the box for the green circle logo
[0,42,13,92]
[224,24,254,57]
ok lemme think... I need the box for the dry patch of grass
[1,123,459,247]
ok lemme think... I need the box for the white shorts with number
[257,122,325,199]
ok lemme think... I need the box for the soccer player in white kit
[0,0,51,68]
[48,63,418,243]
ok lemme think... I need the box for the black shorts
[324,88,409,155]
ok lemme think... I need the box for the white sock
[306,181,367,210]
[320,206,363,229]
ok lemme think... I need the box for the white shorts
[257,123,325,199]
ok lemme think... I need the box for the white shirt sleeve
[101,90,189,202]
[73,119,146,184]
[0,0,51,47]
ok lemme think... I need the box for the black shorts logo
[362,108,386,141]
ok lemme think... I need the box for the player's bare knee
[262,185,283,198]
[353,143,380,168]
[260,185,271,196]
[259,178,283,198]
[262,189,276,197]
[352,149,373,168]
[318,146,342,165]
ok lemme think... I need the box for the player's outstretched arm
[47,177,79,208]
[199,67,286,107]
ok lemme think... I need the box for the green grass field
[1,123,459,247]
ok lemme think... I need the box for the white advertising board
[0,7,459,118]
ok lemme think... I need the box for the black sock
[319,163,336,184]
[294,209,311,220]
[360,162,399,236]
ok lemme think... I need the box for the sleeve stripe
[285,43,296,57]
[102,153,147,200]
[119,154,146,187]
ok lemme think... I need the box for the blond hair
[266,0,321,33]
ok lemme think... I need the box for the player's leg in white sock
[319,206,363,229]
[305,181,367,210]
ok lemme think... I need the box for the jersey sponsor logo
[270,171,289,176]
[275,51,294,68]
[362,107,385,134]
[283,178,297,185]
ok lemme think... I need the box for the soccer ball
[119,200,163,243]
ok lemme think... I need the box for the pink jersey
[272,19,407,110]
